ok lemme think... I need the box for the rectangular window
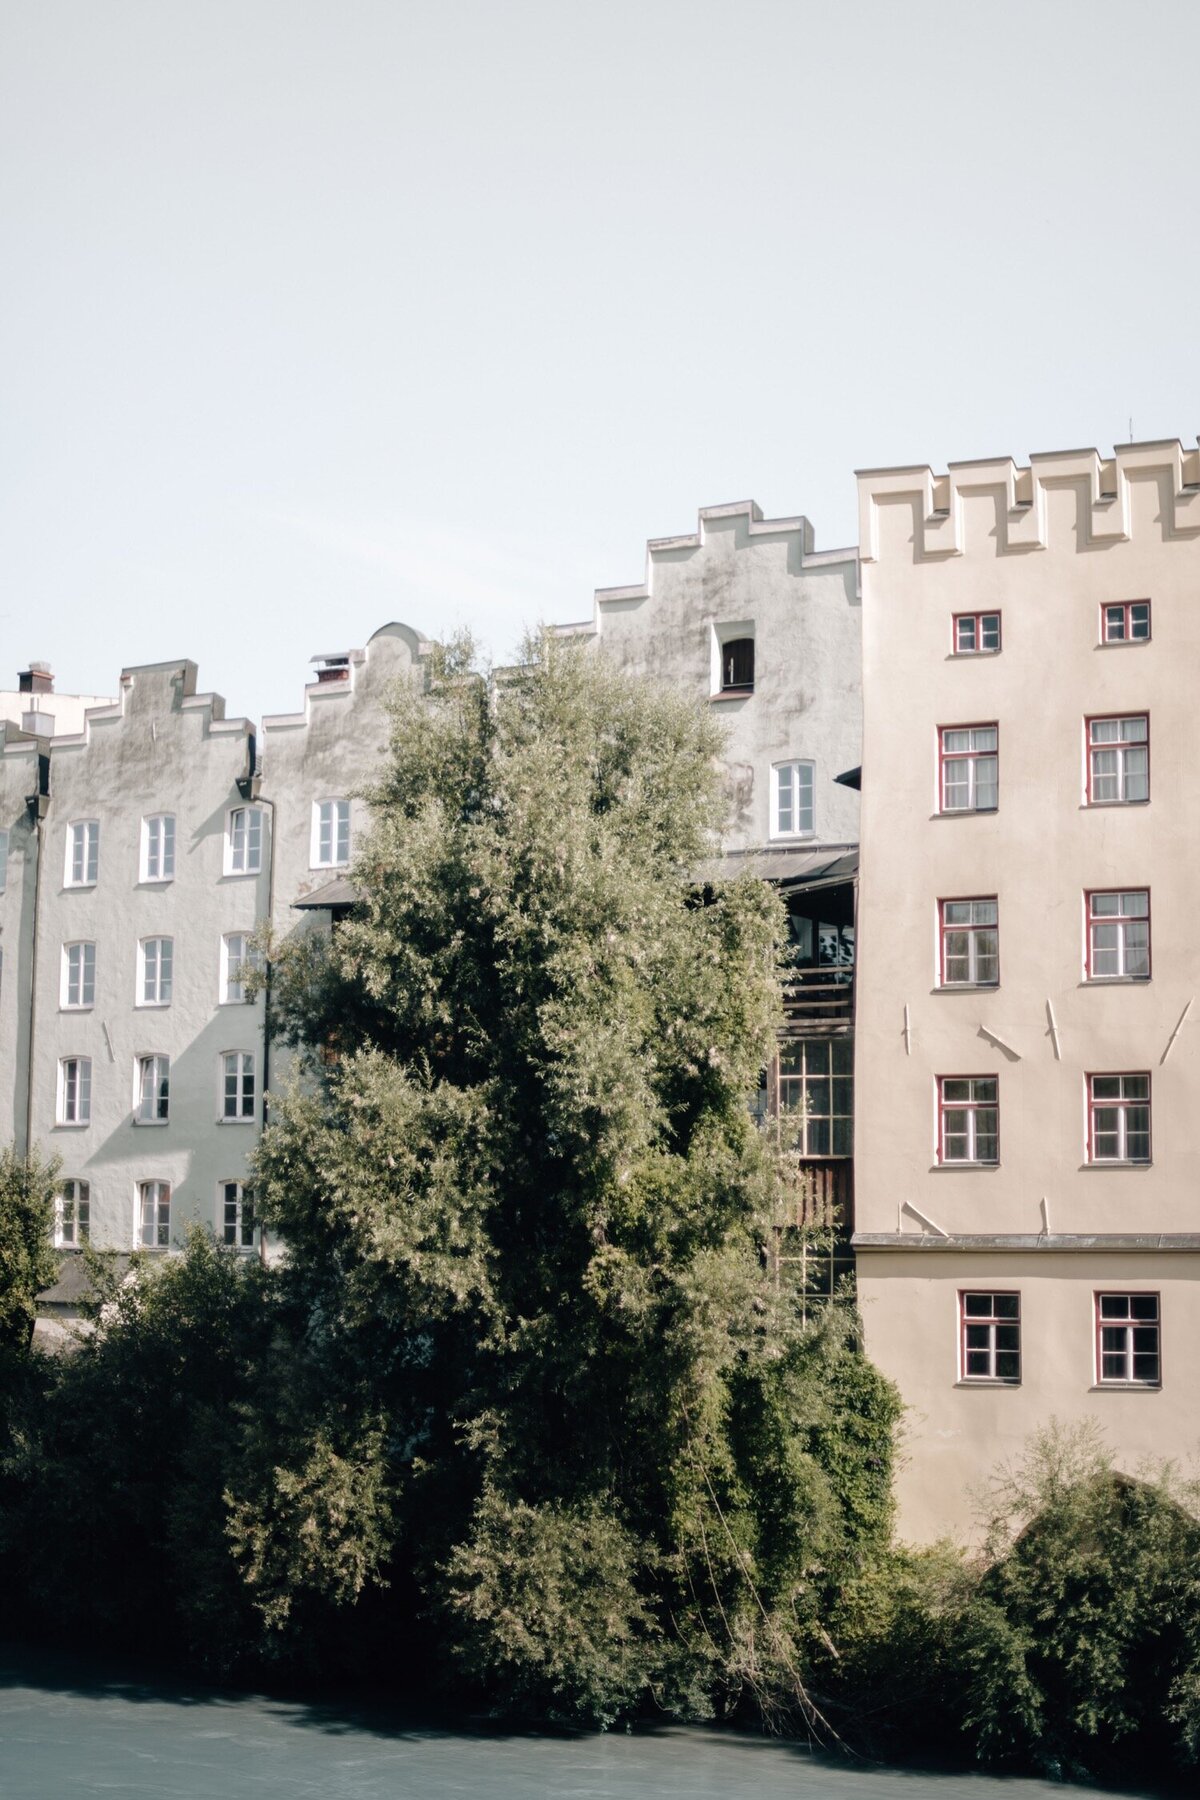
[139,936,174,1005]
[221,932,262,1004]
[772,761,815,838]
[313,798,351,868]
[66,820,99,886]
[960,1292,1020,1383]
[1087,715,1149,804]
[62,941,97,1008]
[1086,890,1150,980]
[220,1179,255,1249]
[1088,1073,1151,1163]
[776,1037,853,1156]
[58,1056,92,1125]
[55,1179,90,1247]
[720,636,755,691]
[141,813,176,882]
[221,1051,256,1121]
[227,806,264,875]
[0,827,8,892]
[937,1076,998,1164]
[953,612,1001,654]
[1102,601,1151,644]
[135,1053,170,1124]
[137,1179,170,1249]
[1096,1293,1160,1386]
[939,898,999,987]
[939,725,998,813]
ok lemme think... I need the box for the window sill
[310,862,351,873]
[53,1122,90,1131]
[946,651,1001,661]
[709,689,753,703]
[132,1119,169,1129]
[62,883,97,892]
[934,983,1000,994]
[1080,1161,1152,1171]
[954,1379,1020,1388]
[930,1162,1000,1172]
[137,878,175,888]
[222,868,263,880]
[1083,800,1150,810]
[1081,977,1150,987]
[217,1116,257,1126]
[1096,638,1150,649]
[135,1000,171,1009]
[1090,1382,1160,1392]
[59,1005,95,1013]
[932,808,998,819]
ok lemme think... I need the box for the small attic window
[720,638,755,691]
[314,656,351,684]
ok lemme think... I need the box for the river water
[0,1651,1154,1800]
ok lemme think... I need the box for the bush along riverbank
[2,639,1199,1782]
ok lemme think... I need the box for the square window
[1102,601,1151,644]
[1096,1292,1160,1385]
[939,898,999,987]
[1086,890,1150,980]
[960,1291,1020,1382]
[939,725,998,813]
[937,1075,998,1164]
[953,612,1001,654]
[1087,1072,1151,1163]
[1087,715,1149,804]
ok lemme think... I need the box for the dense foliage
[0,1146,61,1352]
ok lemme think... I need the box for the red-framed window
[1087,1072,1151,1163]
[953,612,1001,654]
[1095,1292,1160,1386]
[960,1291,1020,1382]
[1101,601,1151,644]
[939,897,999,986]
[1085,890,1150,980]
[937,1076,998,1164]
[939,724,998,813]
[1086,714,1149,804]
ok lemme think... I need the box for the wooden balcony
[781,963,854,1025]
[776,1157,854,1233]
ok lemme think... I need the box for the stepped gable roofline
[262,619,435,732]
[858,434,1200,563]
[44,657,252,750]
[552,499,858,640]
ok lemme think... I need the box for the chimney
[18,661,54,695]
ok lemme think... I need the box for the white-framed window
[1087,1073,1151,1164]
[219,1179,255,1249]
[58,1056,92,1126]
[61,941,97,1009]
[1101,601,1150,644]
[312,798,351,869]
[220,932,262,1004]
[770,761,814,839]
[220,1051,256,1121]
[55,1178,90,1248]
[65,820,99,887]
[134,1053,170,1124]
[953,612,1001,655]
[137,1179,170,1249]
[0,827,9,892]
[1086,890,1150,981]
[937,1075,998,1165]
[1086,715,1149,804]
[776,1037,853,1155]
[141,813,176,882]
[939,726,998,813]
[226,805,264,875]
[959,1291,1020,1383]
[138,936,173,1006]
[939,899,999,987]
[1096,1293,1160,1386]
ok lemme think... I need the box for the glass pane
[1091,924,1119,975]
[1123,748,1148,801]
[972,1079,997,1103]
[974,1120,998,1163]
[1124,1076,1150,1099]
[972,729,998,752]
[974,759,998,809]
[1130,1294,1158,1320]
[1104,604,1126,640]
[831,1117,853,1156]
[832,1077,853,1116]
[974,934,999,984]
[1091,892,1119,917]
[830,1038,853,1075]
[944,933,971,981]
[943,730,971,754]
[942,1081,971,1102]
[1091,719,1119,744]
[995,1350,1020,1380]
[1132,1350,1159,1383]
[1091,1077,1122,1099]
[964,1323,991,1347]
[943,903,972,926]
[965,1348,991,1376]
[1121,717,1148,743]
[1130,604,1150,638]
[956,617,977,651]
[1100,1296,1130,1319]
[980,616,1000,651]
[1124,924,1149,976]
[963,1295,993,1318]
[806,1118,830,1155]
[994,1295,1019,1319]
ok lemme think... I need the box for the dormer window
[721,638,755,691]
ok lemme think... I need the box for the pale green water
[0,1655,1155,1800]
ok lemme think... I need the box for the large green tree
[243,636,898,1723]
[0,1146,60,1352]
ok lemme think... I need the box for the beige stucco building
[854,440,1200,1543]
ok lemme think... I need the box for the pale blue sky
[2,0,1197,720]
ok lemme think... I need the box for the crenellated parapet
[858,438,1200,565]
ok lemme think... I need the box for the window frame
[1086,713,1150,806]
[952,611,1002,655]
[938,897,999,988]
[136,1179,171,1250]
[775,1037,854,1157]
[134,1052,170,1125]
[311,797,351,870]
[61,940,97,1010]
[55,1178,90,1248]
[938,723,999,814]
[936,1074,999,1166]
[1095,1291,1160,1387]
[220,931,261,1004]
[225,805,264,876]
[137,935,174,1007]
[1101,600,1151,645]
[1087,1072,1151,1165]
[219,1178,256,1251]
[219,1050,257,1123]
[959,1290,1021,1384]
[65,819,99,888]
[770,760,815,841]
[57,1055,92,1127]
[140,812,176,883]
[1085,889,1151,982]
